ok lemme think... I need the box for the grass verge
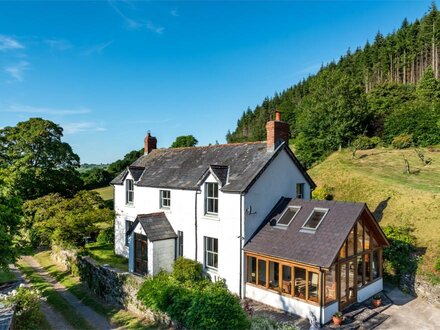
[17,258,93,330]
[34,251,156,329]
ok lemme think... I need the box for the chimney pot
[275,111,281,121]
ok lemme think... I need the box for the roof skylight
[301,208,328,231]
[277,206,301,226]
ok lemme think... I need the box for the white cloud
[146,21,164,34]
[82,40,114,56]
[44,39,72,51]
[63,122,106,135]
[108,0,164,34]
[0,35,24,51]
[4,61,29,82]
[170,9,179,17]
[5,104,91,116]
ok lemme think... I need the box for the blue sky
[0,0,434,164]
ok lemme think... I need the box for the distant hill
[308,146,440,280]
[228,5,440,167]
[78,163,109,173]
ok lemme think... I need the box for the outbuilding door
[134,233,148,275]
[339,259,357,309]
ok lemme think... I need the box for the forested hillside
[227,4,440,167]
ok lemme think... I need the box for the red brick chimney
[266,110,289,151]
[144,131,157,155]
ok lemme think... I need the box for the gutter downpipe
[239,193,244,298]
[319,266,323,327]
[195,190,199,260]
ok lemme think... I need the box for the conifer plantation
[227,4,440,167]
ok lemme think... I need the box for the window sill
[203,214,219,221]
[160,207,171,213]
[125,203,135,208]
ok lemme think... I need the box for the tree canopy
[0,180,21,270]
[227,5,440,167]
[22,190,113,247]
[171,135,198,148]
[0,118,82,200]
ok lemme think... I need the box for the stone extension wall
[400,273,440,307]
[50,246,169,323]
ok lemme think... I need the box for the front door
[339,259,356,309]
[134,233,148,274]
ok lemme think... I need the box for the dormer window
[126,179,134,204]
[277,206,301,226]
[205,182,218,215]
[301,208,328,231]
[160,190,171,209]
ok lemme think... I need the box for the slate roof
[244,198,385,269]
[127,212,177,242]
[128,166,144,181]
[111,142,315,193]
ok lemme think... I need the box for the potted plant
[332,312,343,326]
[372,293,382,307]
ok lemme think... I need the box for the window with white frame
[302,208,328,231]
[160,190,171,209]
[126,179,134,204]
[204,236,218,269]
[205,183,218,215]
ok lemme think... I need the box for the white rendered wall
[196,173,242,294]
[243,149,312,242]
[245,285,320,321]
[357,279,383,302]
[152,239,175,275]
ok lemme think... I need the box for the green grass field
[92,186,113,201]
[307,147,440,277]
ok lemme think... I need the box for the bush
[185,281,250,330]
[7,287,43,330]
[137,258,250,329]
[97,226,114,244]
[392,134,413,149]
[137,272,177,312]
[383,225,417,283]
[173,257,203,283]
[353,135,376,150]
[312,185,333,200]
[435,258,440,272]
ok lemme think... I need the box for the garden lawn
[85,242,128,271]
[92,186,113,201]
[33,251,156,329]
[307,147,440,280]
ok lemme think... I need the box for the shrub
[185,281,250,330]
[391,134,413,149]
[7,287,43,330]
[137,272,177,312]
[370,136,382,147]
[383,225,417,283]
[435,258,440,272]
[352,135,375,150]
[312,185,333,200]
[97,226,114,244]
[250,315,277,330]
[173,257,203,283]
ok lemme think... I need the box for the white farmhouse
[111,111,388,324]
